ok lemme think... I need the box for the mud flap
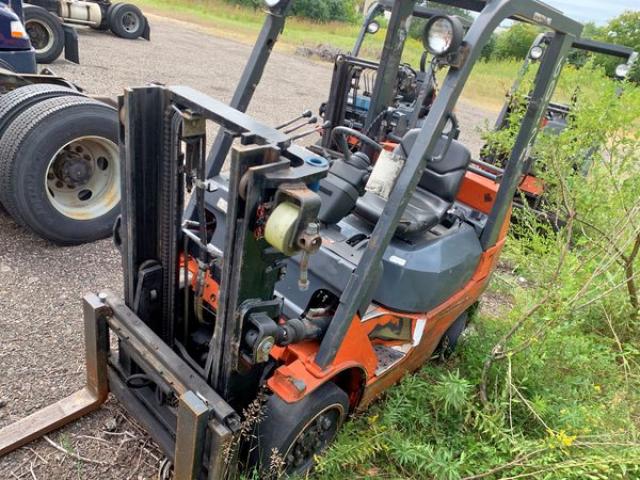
[142,16,151,41]
[62,24,80,64]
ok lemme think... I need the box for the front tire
[252,382,349,477]
[24,5,65,64]
[0,95,120,245]
[109,3,146,39]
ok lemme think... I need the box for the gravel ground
[0,14,493,479]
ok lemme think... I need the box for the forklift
[0,0,582,478]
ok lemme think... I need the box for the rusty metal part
[0,294,110,456]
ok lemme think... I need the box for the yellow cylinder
[264,202,301,256]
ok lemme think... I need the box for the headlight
[615,63,630,79]
[529,45,544,60]
[423,15,464,57]
[367,21,380,35]
[10,21,28,39]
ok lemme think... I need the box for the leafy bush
[224,0,358,23]
[493,23,540,60]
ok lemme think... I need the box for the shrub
[493,23,540,60]
[224,0,358,23]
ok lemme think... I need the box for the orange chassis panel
[190,171,509,412]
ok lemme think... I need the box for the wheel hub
[55,151,94,187]
[122,12,139,33]
[25,21,52,52]
[45,137,120,221]
[286,411,336,469]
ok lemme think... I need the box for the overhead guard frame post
[205,0,293,178]
[363,0,415,137]
[314,0,582,369]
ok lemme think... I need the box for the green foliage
[597,10,640,81]
[493,23,540,60]
[224,0,359,23]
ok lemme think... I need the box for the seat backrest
[398,129,471,202]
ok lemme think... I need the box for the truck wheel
[24,5,65,64]
[109,4,146,39]
[252,382,349,476]
[0,83,83,138]
[0,95,120,245]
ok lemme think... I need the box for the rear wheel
[109,3,146,39]
[434,311,469,359]
[24,5,65,64]
[251,382,349,477]
[0,95,120,245]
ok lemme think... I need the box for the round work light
[422,15,464,57]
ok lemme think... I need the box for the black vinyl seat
[355,129,471,236]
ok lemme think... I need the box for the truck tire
[0,83,83,138]
[24,5,65,64]
[0,95,120,245]
[109,3,146,39]
[251,382,349,476]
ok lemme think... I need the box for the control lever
[296,223,321,291]
[288,120,329,143]
[276,109,313,130]
[284,116,318,135]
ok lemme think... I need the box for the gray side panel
[205,180,482,316]
[374,225,482,312]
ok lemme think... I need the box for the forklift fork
[0,292,239,480]
[0,294,109,456]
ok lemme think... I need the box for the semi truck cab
[0,1,36,72]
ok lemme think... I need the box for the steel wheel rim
[45,136,120,220]
[283,403,344,474]
[121,11,140,33]
[25,20,54,54]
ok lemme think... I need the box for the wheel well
[330,367,366,411]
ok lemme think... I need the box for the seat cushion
[355,190,449,235]
[354,130,471,237]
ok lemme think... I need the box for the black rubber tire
[0,95,120,245]
[251,382,349,477]
[109,3,146,39]
[0,59,16,72]
[24,5,65,64]
[435,311,469,359]
[0,83,83,140]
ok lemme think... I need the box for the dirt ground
[0,13,493,479]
